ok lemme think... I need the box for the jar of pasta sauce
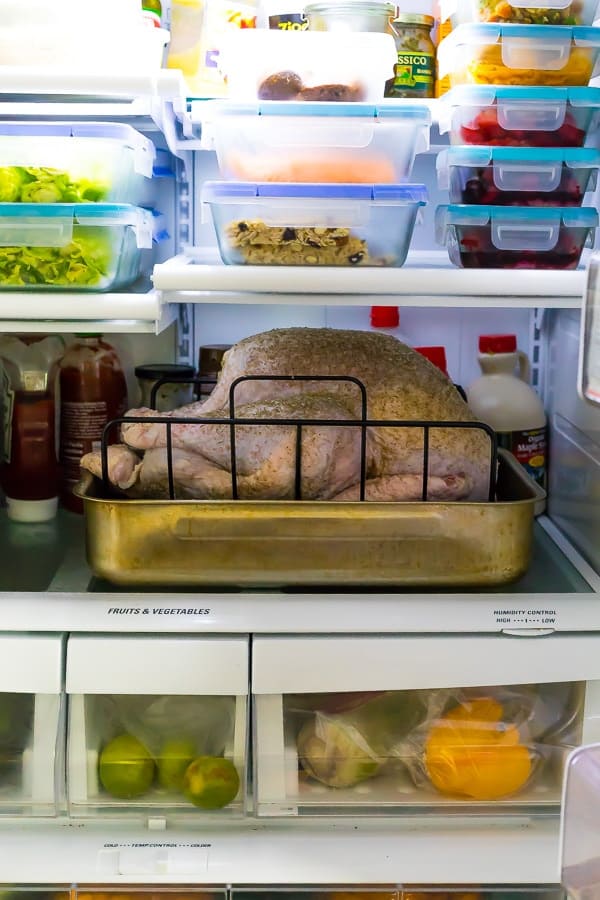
[388,14,435,98]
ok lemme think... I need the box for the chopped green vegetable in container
[0,228,113,287]
[0,166,108,203]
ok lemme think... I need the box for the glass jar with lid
[135,363,196,412]
[388,13,436,98]
[304,0,397,34]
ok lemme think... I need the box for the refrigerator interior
[0,4,600,894]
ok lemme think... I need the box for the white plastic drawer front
[66,635,249,695]
[0,634,63,693]
[252,635,600,694]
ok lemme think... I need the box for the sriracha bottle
[59,335,128,514]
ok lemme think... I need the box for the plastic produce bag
[91,694,240,807]
[288,691,426,788]
[394,683,583,801]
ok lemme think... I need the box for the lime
[156,738,196,791]
[98,733,156,799]
[182,756,240,809]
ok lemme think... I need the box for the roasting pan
[75,449,545,588]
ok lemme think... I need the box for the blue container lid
[444,146,600,168]
[0,202,151,223]
[439,204,599,227]
[0,121,149,141]
[441,84,600,107]
[445,22,600,45]
[207,100,432,123]
[202,181,429,203]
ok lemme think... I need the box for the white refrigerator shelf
[0,514,598,634]
[0,289,177,335]
[152,253,586,310]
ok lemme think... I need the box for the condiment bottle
[388,13,436,99]
[59,335,128,514]
[0,335,64,523]
[467,334,547,493]
[415,345,449,377]
[135,363,196,411]
[260,0,307,29]
[142,0,162,27]
[197,344,231,400]
[370,307,412,346]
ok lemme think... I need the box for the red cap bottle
[370,306,400,329]
[415,346,449,377]
[479,334,517,354]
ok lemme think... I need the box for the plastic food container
[440,0,600,26]
[0,203,153,291]
[439,85,600,146]
[437,147,600,206]
[0,25,168,73]
[220,30,398,102]
[436,204,598,269]
[0,123,155,205]
[437,23,600,88]
[206,101,431,183]
[202,182,428,267]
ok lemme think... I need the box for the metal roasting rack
[100,374,498,503]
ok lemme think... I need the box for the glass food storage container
[437,147,600,206]
[205,101,431,184]
[220,30,398,102]
[66,636,248,820]
[304,0,396,33]
[202,182,428,267]
[0,203,153,291]
[253,635,600,817]
[436,204,598,269]
[0,123,156,205]
[437,23,600,88]
[438,85,600,146]
[440,0,600,26]
[0,634,64,817]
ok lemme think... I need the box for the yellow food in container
[465,43,593,85]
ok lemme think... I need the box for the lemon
[182,756,240,809]
[98,733,156,799]
[157,738,196,791]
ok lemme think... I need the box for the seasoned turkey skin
[83,328,493,502]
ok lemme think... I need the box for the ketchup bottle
[59,335,128,514]
[0,335,64,523]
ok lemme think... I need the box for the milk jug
[467,334,547,492]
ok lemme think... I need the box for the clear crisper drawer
[205,101,431,184]
[0,122,156,205]
[0,203,153,291]
[252,635,600,817]
[66,636,248,820]
[0,634,64,817]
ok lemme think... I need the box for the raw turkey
[80,328,494,501]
